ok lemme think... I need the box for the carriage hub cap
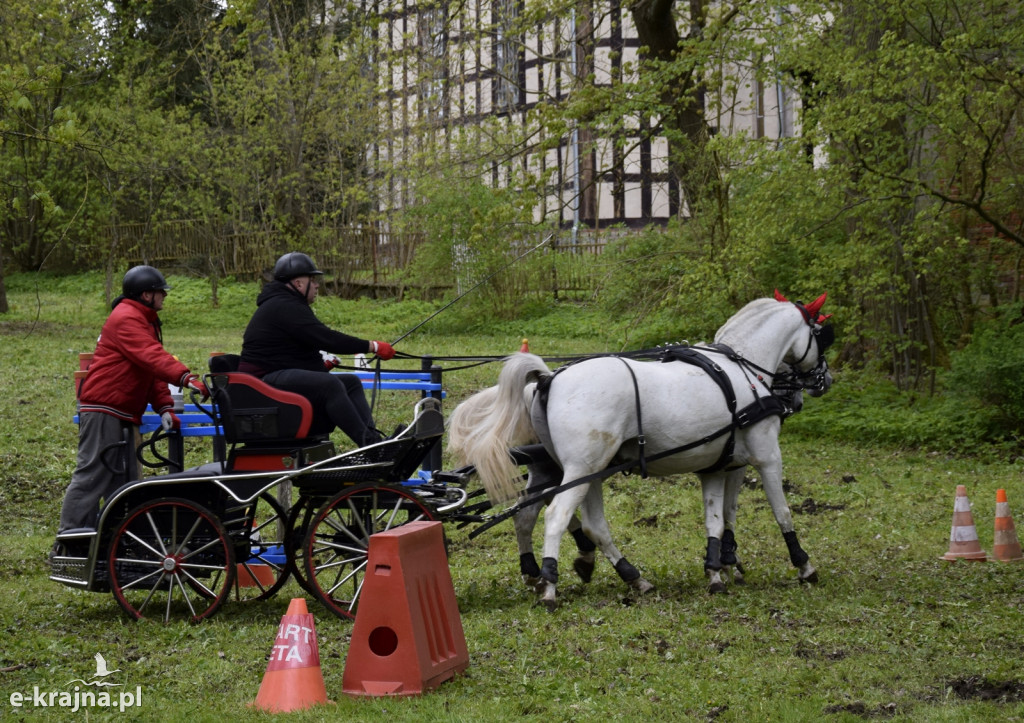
[162,557,178,572]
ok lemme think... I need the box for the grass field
[1,273,1023,721]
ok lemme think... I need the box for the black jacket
[239,281,369,375]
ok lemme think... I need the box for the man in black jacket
[239,252,396,446]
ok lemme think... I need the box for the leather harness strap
[472,346,796,540]
[618,358,647,479]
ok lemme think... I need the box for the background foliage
[2,0,1024,416]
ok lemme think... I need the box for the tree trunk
[0,252,8,313]
[628,0,725,218]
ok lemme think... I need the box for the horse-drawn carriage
[50,293,836,622]
[49,355,475,623]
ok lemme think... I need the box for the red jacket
[78,299,192,424]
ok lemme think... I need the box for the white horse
[449,362,813,595]
[448,293,834,609]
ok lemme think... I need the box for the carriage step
[53,529,97,558]
[49,554,92,587]
[50,529,104,589]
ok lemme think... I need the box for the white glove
[160,411,180,432]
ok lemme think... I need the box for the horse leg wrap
[783,530,810,567]
[540,557,559,584]
[520,552,541,579]
[614,557,641,583]
[570,527,597,553]
[720,529,738,567]
[704,537,723,571]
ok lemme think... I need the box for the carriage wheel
[232,493,290,602]
[284,495,320,596]
[300,484,435,620]
[109,498,235,623]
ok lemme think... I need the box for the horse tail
[448,353,550,504]
[447,385,502,464]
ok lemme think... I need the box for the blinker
[815,324,835,351]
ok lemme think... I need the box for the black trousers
[262,369,379,446]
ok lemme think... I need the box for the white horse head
[715,293,834,394]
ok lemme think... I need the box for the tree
[581,0,1024,380]
[0,0,100,307]
[775,0,1024,384]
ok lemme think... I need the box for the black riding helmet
[122,265,171,298]
[273,252,324,282]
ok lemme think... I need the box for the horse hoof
[573,557,595,584]
[540,597,558,612]
[630,577,655,595]
[523,574,542,589]
[727,567,746,585]
[708,580,727,594]
[798,564,819,584]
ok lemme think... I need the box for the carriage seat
[207,354,332,444]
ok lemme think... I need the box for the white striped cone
[941,485,987,561]
[993,489,1023,562]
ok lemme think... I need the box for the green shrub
[788,369,1016,455]
[946,303,1024,433]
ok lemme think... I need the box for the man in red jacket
[57,266,207,535]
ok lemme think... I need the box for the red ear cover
[774,289,789,302]
[805,293,827,317]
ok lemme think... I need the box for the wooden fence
[105,221,614,298]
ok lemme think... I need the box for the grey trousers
[58,412,140,533]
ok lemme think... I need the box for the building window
[494,0,520,115]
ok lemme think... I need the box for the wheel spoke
[113,562,163,590]
[302,485,435,620]
[109,498,234,623]
[172,515,206,556]
[325,559,367,597]
[124,527,166,560]
[144,512,169,556]
[231,493,291,602]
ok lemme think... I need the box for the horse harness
[467,346,793,535]
[655,344,793,473]
[468,301,835,538]
[468,345,796,539]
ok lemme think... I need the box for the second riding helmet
[273,252,324,281]
[122,265,171,298]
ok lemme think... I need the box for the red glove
[160,411,181,432]
[370,341,396,360]
[324,355,342,370]
[182,373,210,399]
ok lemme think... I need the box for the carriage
[50,292,835,622]
[49,356,477,623]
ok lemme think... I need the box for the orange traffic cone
[941,485,987,561]
[993,489,1023,562]
[251,598,332,712]
[520,338,530,353]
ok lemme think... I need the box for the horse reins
[470,308,836,536]
[471,345,798,539]
[468,418,740,539]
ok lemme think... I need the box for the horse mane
[714,297,799,348]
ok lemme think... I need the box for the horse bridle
[784,302,835,395]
